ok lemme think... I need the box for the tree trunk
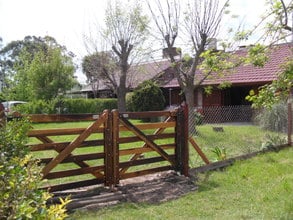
[117,69,127,112]
[184,86,196,135]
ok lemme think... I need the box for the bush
[0,119,69,219]
[254,101,288,133]
[17,98,118,114]
[131,80,165,112]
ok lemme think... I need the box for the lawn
[69,147,293,220]
[28,121,287,187]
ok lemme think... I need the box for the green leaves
[0,119,70,219]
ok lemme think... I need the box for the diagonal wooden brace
[42,111,108,177]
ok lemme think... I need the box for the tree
[0,36,75,94]
[103,0,149,111]
[5,39,76,101]
[82,51,118,98]
[246,0,293,107]
[131,80,165,112]
[147,0,229,133]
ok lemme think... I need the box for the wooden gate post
[288,92,292,146]
[175,103,189,176]
[104,110,120,187]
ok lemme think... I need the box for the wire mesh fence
[189,104,292,167]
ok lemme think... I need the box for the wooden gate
[27,106,188,192]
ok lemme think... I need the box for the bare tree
[147,0,229,133]
[103,0,149,111]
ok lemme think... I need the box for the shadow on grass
[197,172,220,192]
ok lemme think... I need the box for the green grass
[70,147,293,220]
[29,121,287,187]
[190,124,287,167]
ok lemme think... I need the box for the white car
[1,101,27,116]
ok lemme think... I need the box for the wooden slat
[120,116,175,174]
[119,144,175,156]
[119,116,174,166]
[30,139,104,151]
[45,165,104,179]
[42,111,108,176]
[36,136,104,179]
[118,133,175,144]
[188,137,210,164]
[119,156,175,169]
[120,110,176,118]
[44,178,104,192]
[119,121,175,131]
[27,113,100,122]
[28,127,104,137]
[40,152,105,164]
[120,166,172,180]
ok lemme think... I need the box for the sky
[0,0,269,83]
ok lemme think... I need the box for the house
[77,43,292,110]
[156,43,293,108]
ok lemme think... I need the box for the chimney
[162,47,181,59]
[206,38,217,50]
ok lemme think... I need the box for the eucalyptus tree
[103,0,149,111]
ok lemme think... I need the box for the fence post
[175,103,189,176]
[0,103,5,127]
[104,110,120,187]
[288,90,292,146]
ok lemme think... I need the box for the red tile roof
[161,43,293,88]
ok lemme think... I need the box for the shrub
[0,119,69,219]
[17,98,118,114]
[254,101,288,133]
[131,80,165,112]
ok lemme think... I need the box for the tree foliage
[82,52,118,98]
[2,37,76,101]
[246,0,293,107]
[0,119,69,219]
[130,80,165,112]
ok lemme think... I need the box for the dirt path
[50,171,197,212]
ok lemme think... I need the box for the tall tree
[82,51,118,98]
[103,0,149,111]
[4,37,76,101]
[147,0,229,132]
[0,36,75,94]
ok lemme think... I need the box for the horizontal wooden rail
[27,114,101,122]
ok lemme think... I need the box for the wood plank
[45,165,104,179]
[119,156,175,169]
[119,116,174,166]
[42,111,108,176]
[28,127,104,137]
[36,136,105,179]
[29,139,104,151]
[188,137,210,164]
[118,133,175,144]
[119,110,176,118]
[43,178,104,192]
[40,152,105,164]
[27,113,100,122]
[120,166,172,180]
[119,144,175,156]
[120,116,175,174]
[118,121,175,131]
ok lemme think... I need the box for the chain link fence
[189,104,292,167]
